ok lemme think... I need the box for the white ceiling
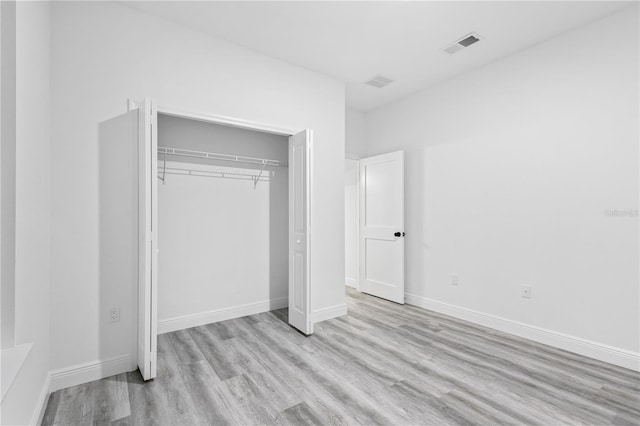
[121,1,632,111]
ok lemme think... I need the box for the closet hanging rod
[158,146,286,167]
[162,168,272,182]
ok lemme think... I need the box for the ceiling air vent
[365,75,394,88]
[443,32,482,55]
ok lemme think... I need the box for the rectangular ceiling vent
[443,32,482,55]
[365,75,394,88]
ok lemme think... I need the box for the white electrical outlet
[522,285,532,299]
[451,273,459,285]
[109,307,120,323]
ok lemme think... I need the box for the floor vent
[443,32,482,55]
[365,75,394,88]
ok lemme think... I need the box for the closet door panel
[138,98,158,380]
[288,129,312,335]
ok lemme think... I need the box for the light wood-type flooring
[42,289,640,425]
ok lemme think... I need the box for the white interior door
[138,98,158,380]
[288,129,313,335]
[359,151,405,304]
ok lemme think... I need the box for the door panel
[364,160,399,227]
[359,151,405,304]
[288,130,312,335]
[138,98,158,380]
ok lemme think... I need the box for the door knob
[394,232,405,237]
[296,240,301,244]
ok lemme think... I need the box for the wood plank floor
[43,289,640,425]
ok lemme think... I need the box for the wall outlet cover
[109,307,120,323]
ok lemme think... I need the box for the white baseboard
[405,293,640,372]
[313,303,348,323]
[158,297,288,334]
[30,373,51,426]
[345,277,358,288]
[50,354,132,392]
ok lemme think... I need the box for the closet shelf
[157,146,286,167]
[157,146,284,187]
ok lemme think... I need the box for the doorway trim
[129,101,298,136]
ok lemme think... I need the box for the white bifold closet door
[288,130,313,335]
[99,98,158,381]
[137,99,158,380]
[359,151,405,304]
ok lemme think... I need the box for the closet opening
[156,114,290,336]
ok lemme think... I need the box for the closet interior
[156,114,289,331]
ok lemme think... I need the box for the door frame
[127,100,312,373]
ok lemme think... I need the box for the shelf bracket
[158,150,167,182]
[253,160,267,189]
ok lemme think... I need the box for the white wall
[1,1,51,424]
[344,159,359,288]
[366,7,639,365]
[346,108,366,159]
[157,115,288,327]
[49,1,345,377]
[1,0,17,351]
